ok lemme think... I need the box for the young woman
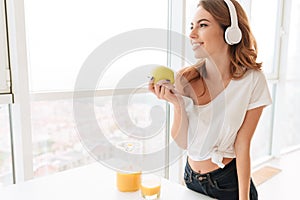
[148,0,272,199]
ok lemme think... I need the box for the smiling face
[190,6,228,59]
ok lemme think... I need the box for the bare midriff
[188,157,234,174]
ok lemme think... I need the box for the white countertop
[0,163,214,200]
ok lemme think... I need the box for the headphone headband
[224,0,239,28]
[223,0,242,45]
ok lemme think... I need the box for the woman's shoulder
[242,68,267,81]
[233,69,269,92]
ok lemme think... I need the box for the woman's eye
[199,23,207,27]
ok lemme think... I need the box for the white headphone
[223,0,242,45]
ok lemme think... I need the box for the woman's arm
[234,106,264,200]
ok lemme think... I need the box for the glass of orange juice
[116,171,141,192]
[140,174,161,199]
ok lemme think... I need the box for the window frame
[6,0,34,182]
[0,0,11,96]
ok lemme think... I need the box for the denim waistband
[186,158,236,180]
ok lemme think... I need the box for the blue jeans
[184,158,258,200]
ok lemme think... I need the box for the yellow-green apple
[151,66,174,84]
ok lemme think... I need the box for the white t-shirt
[182,69,272,168]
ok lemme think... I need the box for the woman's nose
[189,28,198,39]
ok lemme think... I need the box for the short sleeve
[247,71,272,110]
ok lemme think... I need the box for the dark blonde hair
[175,60,207,96]
[177,0,261,91]
[198,0,261,77]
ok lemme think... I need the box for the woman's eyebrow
[191,19,210,25]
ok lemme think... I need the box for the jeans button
[198,176,206,181]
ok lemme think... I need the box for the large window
[23,0,169,178]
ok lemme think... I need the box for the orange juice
[116,172,141,192]
[140,184,161,197]
[140,174,161,199]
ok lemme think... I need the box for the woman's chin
[193,50,209,59]
[194,54,206,59]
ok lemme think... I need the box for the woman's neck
[203,57,232,98]
[205,56,231,81]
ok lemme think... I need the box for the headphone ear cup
[224,26,242,45]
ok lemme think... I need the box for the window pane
[31,92,167,177]
[278,82,300,150]
[24,0,168,92]
[280,0,300,150]
[31,100,95,177]
[251,83,274,161]
[0,104,13,186]
[286,0,300,80]
[251,0,279,74]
